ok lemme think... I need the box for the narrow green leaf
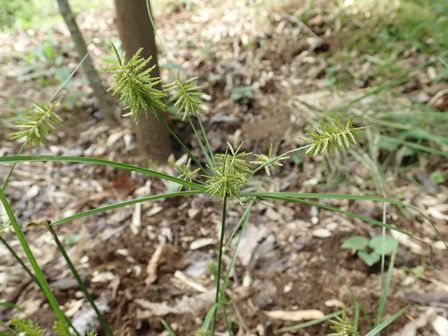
[365,306,408,336]
[0,155,205,191]
[161,319,176,336]
[278,310,344,332]
[52,191,200,226]
[375,249,397,328]
[0,189,66,326]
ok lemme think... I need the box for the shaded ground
[1,0,447,335]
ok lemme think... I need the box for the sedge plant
[1,44,444,336]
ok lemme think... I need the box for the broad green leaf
[358,251,381,266]
[369,236,398,255]
[430,171,445,184]
[341,236,369,250]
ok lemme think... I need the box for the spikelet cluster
[11,102,62,147]
[206,143,251,198]
[304,118,364,156]
[328,311,357,336]
[251,144,288,176]
[178,158,200,187]
[7,319,96,336]
[9,319,45,336]
[105,44,166,121]
[165,76,205,120]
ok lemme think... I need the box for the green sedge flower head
[105,43,166,121]
[303,118,365,156]
[328,310,357,336]
[11,101,62,147]
[53,321,71,336]
[196,329,212,336]
[206,143,251,199]
[0,220,11,235]
[177,158,200,185]
[251,144,289,176]
[10,319,45,336]
[165,76,205,120]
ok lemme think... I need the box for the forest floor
[0,0,448,335]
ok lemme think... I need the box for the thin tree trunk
[56,0,117,122]
[114,0,171,162]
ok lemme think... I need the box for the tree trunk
[114,0,172,162]
[56,0,117,122]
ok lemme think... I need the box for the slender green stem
[187,116,212,165]
[252,145,311,175]
[154,111,206,173]
[195,114,215,164]
[0,189,67,328]
[223,200,254,290]
[1,142,26,192]
[223,306,233,336]
[0,236,38,284]
[212,195,228,334]
[0,235,80,335]
[46,223,113,336]
[1,149,79,335]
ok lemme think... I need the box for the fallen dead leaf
[263,309,324,321]
[136,290,215,318]
[189,237,215,250]
[145,243,165,286]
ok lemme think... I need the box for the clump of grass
[2,41,442,336]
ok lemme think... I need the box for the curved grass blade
[46,223,113,336]
[244,191,447,251]
[279,310,344,333]
[381,136,448,158]
[365,306,408,336]
[0,155,205,191]
[375,248,397,329]
[0,301,23,311]
[161,319,176,336]
[52,191,200,226]
[0,189,67,328]
[280,198,412,237]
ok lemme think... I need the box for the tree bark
[56,0,117,122]
[114,0,172,162]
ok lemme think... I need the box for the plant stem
[212,195,228,334]
[1,142,26,192]
[155,111,206,173]
[46,223,113,336]
[0,189,67,328]
[187,116,212,165]
[0,236,38,284]
[195,114,215,164]
[1,148,79,335]
[252,144,311,175]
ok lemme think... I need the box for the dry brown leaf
[145,243,165,286]
[264,309,324,321]
[136,290,215,318]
